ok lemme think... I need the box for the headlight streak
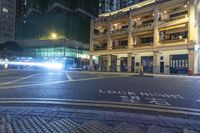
[0,61,64,70]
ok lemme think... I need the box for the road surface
[0,70,200,116]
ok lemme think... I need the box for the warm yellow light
[164,10,167,14]
[184,5,188,8]
[113,23,119,26]
[159,24,187,31]
[51,33,57,39]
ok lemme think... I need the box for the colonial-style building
[90,0,200,75]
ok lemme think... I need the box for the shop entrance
[141,56,153,73]
[111,55,117,72]
[170,54,188,74]
[120,57,128,72]
[99,55,107,72]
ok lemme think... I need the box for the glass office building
[15,0,99,69]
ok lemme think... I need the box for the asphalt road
[0,70,200,116]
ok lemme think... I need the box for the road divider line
[66,72,73,81]
[0,100,200,116]
[0,73,40,86]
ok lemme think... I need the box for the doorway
[160,62,164,73]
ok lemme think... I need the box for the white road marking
[0,75,128,90]
[0,73,40,86]
[0,71,18,76]
[66,72,73,81]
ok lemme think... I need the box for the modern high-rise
[90,0,200,75]
[0,0,16,43]
[15,0,99,68]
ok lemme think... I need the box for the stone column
[128,53,132,72]
[128,14,133,49]
[153,6,159,47]
[188,48,198,75]
[107,21,113,50]
[107,54,111,72]
[135,55,141,73]
[133,36,138,46]
[188,0,197,43]
[117,58,120,72]
[164,55,170,74]
[89,55,94,71]
[90,20,94,51]
[153,51,160,74]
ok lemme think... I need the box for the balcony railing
[111,28,128,35]
[134,42,153,47]
[93,32,107,38]
[93,47,107,51]
[94,18,108,24]
[112,45,128,49]
[133,23,154,32]
[160,38,187,44]
[163,14,188,23]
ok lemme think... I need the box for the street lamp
[51,33,57,40]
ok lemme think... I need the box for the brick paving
[0,106,199,133]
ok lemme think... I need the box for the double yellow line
[0,98,199,116]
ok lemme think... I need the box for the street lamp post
[50,32,58,59]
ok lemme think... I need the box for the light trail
[0,61,64,70]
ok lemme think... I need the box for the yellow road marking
[0,98,199,113]
[0,73,40,86]
[0,99,199,116]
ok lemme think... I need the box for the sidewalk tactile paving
[147,125,175,133]
[112,122,144,133]
[0,106,199,133]
[73,120,111,133]
[183,128,199,133]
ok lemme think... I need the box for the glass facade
[23,47,89,59]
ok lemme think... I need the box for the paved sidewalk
[0,106,199,133]
[86,71,200,78]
